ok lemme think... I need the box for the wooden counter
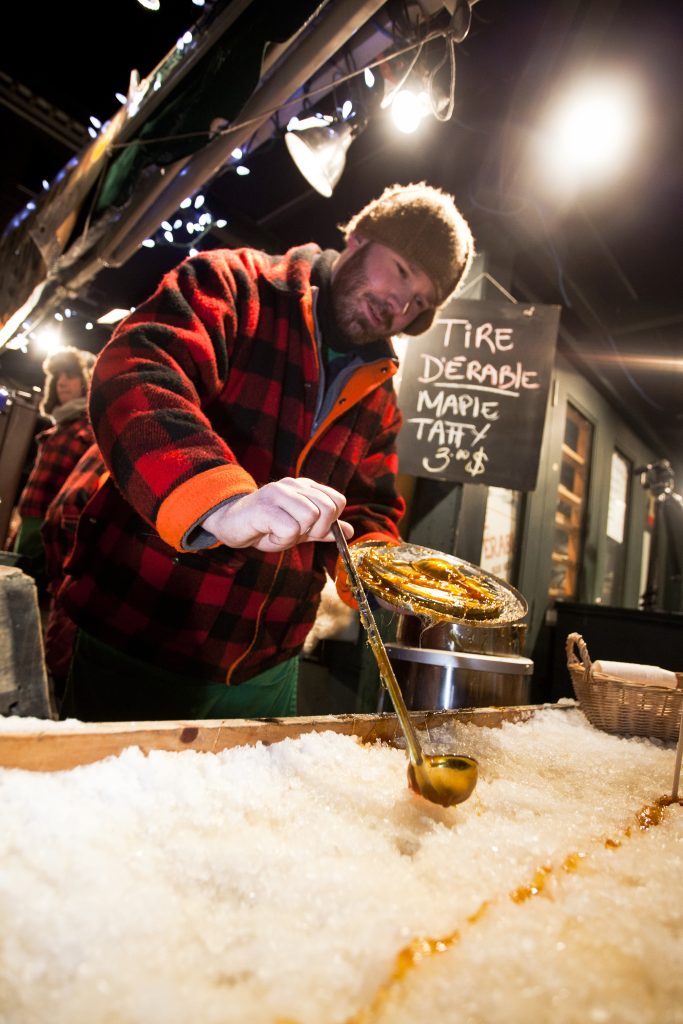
[0,702,577,771]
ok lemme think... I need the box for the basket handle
[566,632,593,672]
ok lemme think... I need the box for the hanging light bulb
[390,89,430,134]
[33,328,63,355]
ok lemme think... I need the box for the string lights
[2,1,474,364]
[141,190,228,253]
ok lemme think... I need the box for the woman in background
[13,346,95,594]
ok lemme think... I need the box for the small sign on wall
[480,487,521,581]
[396,298,560,491]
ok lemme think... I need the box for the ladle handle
[331,522,424,767]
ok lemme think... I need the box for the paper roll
[593,660,678,688]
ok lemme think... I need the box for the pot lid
[350,541,528,626]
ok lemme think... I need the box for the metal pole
[103,0,388,268]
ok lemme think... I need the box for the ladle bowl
[331,523,478,809]
[407,755,479,808]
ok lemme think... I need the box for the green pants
[61,629,299,722]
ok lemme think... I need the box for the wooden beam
[0,703,576,772]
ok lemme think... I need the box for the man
[57,182,474,721]
[12,346,95,594]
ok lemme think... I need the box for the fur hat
[340,182,475,335]
[41,346,96,416]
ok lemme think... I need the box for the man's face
[55,370,85,405]
[330,237,437,346]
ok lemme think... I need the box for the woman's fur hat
[41,346,96,416]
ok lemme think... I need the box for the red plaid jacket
[42,443,108,591]
[41,443,108,681]
[17,414,95,520]
[60,245,405,684]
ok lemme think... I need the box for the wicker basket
[566,632,683,742]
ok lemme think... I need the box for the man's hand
[203,477,354,552]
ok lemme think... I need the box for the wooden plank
[0,703,577,772]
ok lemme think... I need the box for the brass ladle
[332,523,478,808]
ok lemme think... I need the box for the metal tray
[351,541,528,626]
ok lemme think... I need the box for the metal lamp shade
[285,120,355,197]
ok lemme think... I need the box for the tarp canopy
[0,0,392,348]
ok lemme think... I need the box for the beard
[330,245,394,347]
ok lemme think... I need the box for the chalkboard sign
[396,298,560,491]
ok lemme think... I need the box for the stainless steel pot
[353,541,533,713]
[377,614,532,712]
[383,640,533,712]
[395,613,528,656]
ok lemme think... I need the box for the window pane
[601,450,631,604]
[481,487,520,581]
[549,403,593,600]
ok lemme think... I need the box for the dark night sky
[2,0,682,466]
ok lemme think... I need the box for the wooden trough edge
[0,701,578,772]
